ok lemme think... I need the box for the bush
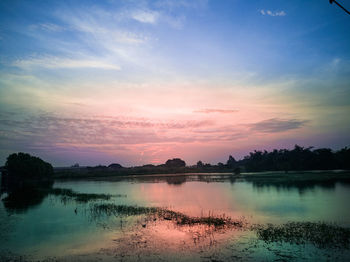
[5,152,53,180]
[165,158,186,167]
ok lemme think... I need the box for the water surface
[1,173,350,261]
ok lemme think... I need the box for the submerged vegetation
[254,222,350,249]
[49,188,114,203]
[90,204,159,218]
[89,203,244,228]
[88,203,350,250]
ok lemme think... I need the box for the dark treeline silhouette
[51,145,350,178]
[5,152,53,179]
[3,146,349,179]
[239,145,350,172]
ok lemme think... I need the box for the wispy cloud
[59,11,149,44]
[194,108,238,114]
[12,56,121,70]
[46,6,154,69]
[30,23,65,32]
[0,112,215,147]
[155,0,206,9]
[249,118,308,133]
[1,110,313,164]
[131,10,159,24]
[260,10,286,17]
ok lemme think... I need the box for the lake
[1,173,350,261]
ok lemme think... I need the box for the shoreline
[53,169,350,182]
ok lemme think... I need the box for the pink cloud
[193,108,238,114]
[0,109,312,166]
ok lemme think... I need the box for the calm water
[1,173,350,261]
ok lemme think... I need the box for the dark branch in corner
[330,0,350,15]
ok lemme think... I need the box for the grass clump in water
[50,188,112,203]
[89,204,350,249]
[89,203,244,228]
[255,221,350,249]
[158,209,243,228]
[90,203,159,217]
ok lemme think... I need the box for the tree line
[231,145,350,172]
[1,146,350,180]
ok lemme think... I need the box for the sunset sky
[0,0,349,166]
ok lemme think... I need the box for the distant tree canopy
[108,163,123,169]
[196,161,204,167]
[240,145,350,172]
[165,158,186,168]
[142,164,155,168]
[226,155,237,168]
[5,153,53,179]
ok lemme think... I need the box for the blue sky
[0,0,349,166]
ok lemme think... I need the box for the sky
[0,0,349,167]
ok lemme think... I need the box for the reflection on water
[249,179,350,195]
[165,175,187,186]
[0,175,54,213]
[1,173,350,261]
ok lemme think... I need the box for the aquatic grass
[89,203,244,228]
[89,204,350,249]
[49,188,116,203]
[159,209,244,228]
[90,203,160,217]
[254,222,350,249]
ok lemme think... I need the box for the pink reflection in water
[135,178,244,218]
[107,218,244,259]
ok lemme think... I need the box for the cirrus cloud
[131,10,159,24]
[250,118,309,133]
[260,9,286,17]
[12,56,121,70]
[194,108,239,114]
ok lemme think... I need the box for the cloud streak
[260,10,286,17]
[194,108,238,114]
[30,23,65,32]
[131,10,159,24]
[249,118,308,133]
[0,113,216,149]
[12,56,121,70]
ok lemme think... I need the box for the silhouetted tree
[196,161,204,168]
[165,158,186,167]
[336,147,350,170]
[312,148,336,170]
[2,153,54,213]
[108,163,123,169]
[5,152,53,180]
[226,155,237,168]
[238,145,350,172]
[142,164,155,168]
